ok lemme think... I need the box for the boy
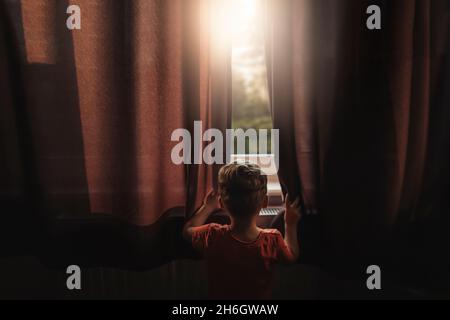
[183,162,301,299]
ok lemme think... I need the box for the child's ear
[262,195,269,208]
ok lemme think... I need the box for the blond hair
[218,162,267,218]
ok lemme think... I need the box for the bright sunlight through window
[227,0,281,198]
[230,0,272,154]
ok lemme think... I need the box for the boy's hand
[202,189,219,213]
[284,194,302,226]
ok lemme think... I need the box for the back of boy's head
[218,162,267,218]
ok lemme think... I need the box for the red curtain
[0,0,231,226]
[265,0,450,260]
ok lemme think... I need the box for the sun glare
[230,0,263,83]
[230,0,258,38]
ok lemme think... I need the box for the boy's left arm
[182,189,219,241]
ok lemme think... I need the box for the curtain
[0,0,231,228]
[186,0,232,215]
[265,0,450,265]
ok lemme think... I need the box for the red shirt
[192,223,294,300]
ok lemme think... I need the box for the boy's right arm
[283,194,302,261]
[182,189,219,241]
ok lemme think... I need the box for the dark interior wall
[0,256,441,300]
[0,256,207,300]
[0,207,448,299]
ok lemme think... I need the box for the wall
[0,256,427,299]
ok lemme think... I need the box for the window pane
[231,0,272,154]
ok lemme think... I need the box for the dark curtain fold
[0,0,52,254]
[266,0,450,269]
[0,0,231,228]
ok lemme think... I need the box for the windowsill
[267,182,282,196]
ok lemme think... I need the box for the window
[229,0,282,201]
[231,0,271,153]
